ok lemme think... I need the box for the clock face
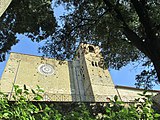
[38,64,55,75]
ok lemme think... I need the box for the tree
[0,0,57,61]
[43,0,159,89]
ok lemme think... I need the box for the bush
[0,85,62,120]
[0,85,160,120]
[104,91,160,120]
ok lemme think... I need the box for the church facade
[0,43,159,102]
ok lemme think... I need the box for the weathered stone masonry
[0,43,159,102]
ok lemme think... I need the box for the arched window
[91,61,94,66]
[88,46,94,53]
[95,62,98,67]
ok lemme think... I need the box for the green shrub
[0,85,160,120]
[103,91,160,120]
[0,85,62,120]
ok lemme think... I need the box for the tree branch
[102,0,151,57]
[123,26,150,57]
[130,0,155,41]
[103,0,126,26]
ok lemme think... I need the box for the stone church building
[0,43,159,103]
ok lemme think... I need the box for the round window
[38,64,54,75]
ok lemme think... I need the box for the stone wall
[0,53,73,101]
[116,85,159,102]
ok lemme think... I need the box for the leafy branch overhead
[49,0,160,88]
[0,0,57,61]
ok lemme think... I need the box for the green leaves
[0,84,63,119]
[104,91,160,120]
[154,113,160,118]
[0,0,57,61]
[34,94,43,100]
[0,85,160,119]
[114,95,118,101]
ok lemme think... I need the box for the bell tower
[75,43,118,102]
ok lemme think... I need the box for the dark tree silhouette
[0,0,57,61]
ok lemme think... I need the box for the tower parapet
[74,43,118,101]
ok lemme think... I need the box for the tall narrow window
[91,61,94,66]
[95,62,98,67]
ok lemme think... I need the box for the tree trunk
[103,0,160,83]
[149,51,160,82]
[152,60,160,81]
